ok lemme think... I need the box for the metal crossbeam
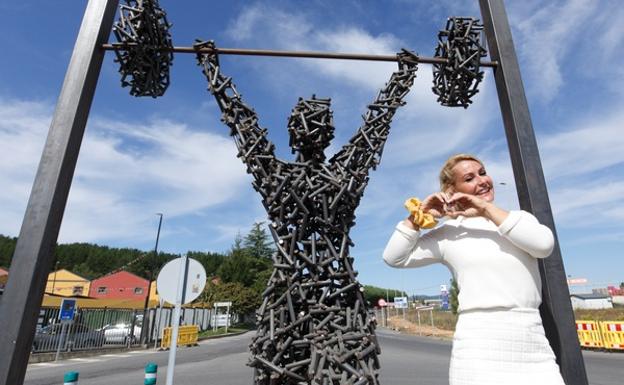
[102,43,498,67]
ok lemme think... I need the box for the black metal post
[141,213,163,345]
[478,1,588,384]
[0,1,118,384]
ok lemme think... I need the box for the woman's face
[450,160,495,202]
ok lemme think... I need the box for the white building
[570,294,613,310]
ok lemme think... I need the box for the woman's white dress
[383,210,565,385]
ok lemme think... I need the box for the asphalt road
[24,329,623,385]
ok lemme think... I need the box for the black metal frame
[0,1,119,384]
[478,1,587,384]
[0,1,587,384]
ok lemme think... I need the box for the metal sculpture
[196,40,419,385]
[432,17,486,108]
[112,0,173,97]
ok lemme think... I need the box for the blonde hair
[439,153,484,193]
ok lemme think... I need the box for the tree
[217,250,271,287]
[243,222,274,260]
[187,251,226,277]
[0,235,17,268]
[361,285,406,306]
[449,278,459,314]
[201,280,260,316]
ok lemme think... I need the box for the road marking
[30,362,63,367]
[68,358,100,363]
[100,354,132,358]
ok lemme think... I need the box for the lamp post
[140,213,163,346]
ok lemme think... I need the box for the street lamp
[140,213,163,346]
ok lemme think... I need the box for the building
[0,267,8,293]
[0,267,8,284]
[89,270,149,300]
[45,269,91,297]
[570,293,613,310]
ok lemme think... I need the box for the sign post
[440,284,449,311]
[213,301,233,333]
[55,298,77,361]
[156,256,206,385]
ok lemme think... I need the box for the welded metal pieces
[112,0,173,97]
[432,17,487,108]
[196,40,418,385]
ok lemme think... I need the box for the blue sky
[1,1,622,296]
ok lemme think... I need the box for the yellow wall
[45,269,90,297]
[149,280,159,303]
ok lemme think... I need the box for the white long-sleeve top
[383,210,554,313]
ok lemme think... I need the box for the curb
[198,329,250,341]
[29,330,253,363]
[155,330,250,351]
[29,345,147,364]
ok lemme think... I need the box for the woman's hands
[402,193,448,230]
[445,192,508,225]
[422,192,450,219]
[403,191,509,229]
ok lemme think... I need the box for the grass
[396,306,624,332]
[574,307,624,321]
[403,309,458,331]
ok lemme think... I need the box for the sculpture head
[288,96,335,163]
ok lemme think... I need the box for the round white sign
[156,257,207,305]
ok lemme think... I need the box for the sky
[1,0,622,296]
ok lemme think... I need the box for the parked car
[32,323,104,352]
[100,323,141,344]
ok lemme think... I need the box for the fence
[32,306,236,354]
[576,320,624,351]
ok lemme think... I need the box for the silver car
[100,323,141,345]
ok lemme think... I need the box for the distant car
[100,323,141,344]
[32,323,104,352]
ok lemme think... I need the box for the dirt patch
[386,316,454,340]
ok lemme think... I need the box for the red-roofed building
[89,271,149,300]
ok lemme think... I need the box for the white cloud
[549,181,624,227]
[0,97,249,245]
[510,0,623,102]
[539,110,624,180]
[226,4,403,90]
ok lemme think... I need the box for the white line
[69,358,100,362]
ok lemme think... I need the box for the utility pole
[141,213,163,346]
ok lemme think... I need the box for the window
[134,287,144,295]
[97,286,107,294]
[72,286,83,295]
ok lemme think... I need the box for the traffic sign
[394,296,408,309]
[156,257,207,305]
[377,298,387,307]
[59,298,77,322]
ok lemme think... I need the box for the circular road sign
[156,257,206,305]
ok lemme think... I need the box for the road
[24,329,623,385]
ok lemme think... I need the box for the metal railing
[31,306,231,354]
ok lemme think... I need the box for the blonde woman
[382,154,564,385]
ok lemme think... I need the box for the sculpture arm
[329,51,419,191]
[195,40,278,195]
